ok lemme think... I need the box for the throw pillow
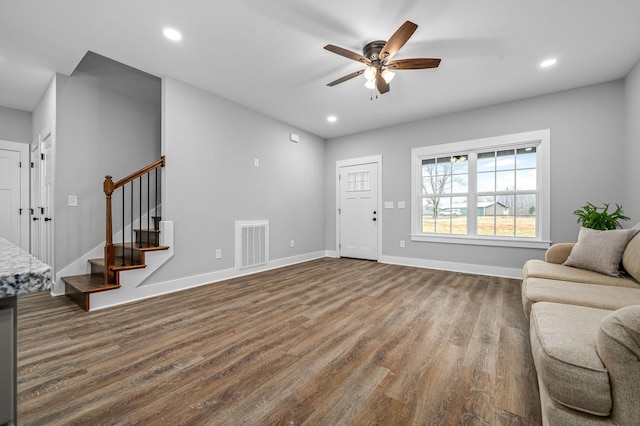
[564,227,639,277]
[622,232,640,282]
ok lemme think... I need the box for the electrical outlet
[254,158,260,167]
[68,195,78,207]
[215,249,222,259]
[400,240,405,248]
[290,240,295,248]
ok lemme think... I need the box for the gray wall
[148,77,325,283]
[0,106,31,144]
[624,60,640,222]
[325,80,626,271]
[54,52,161,271]
[32,76,56,143]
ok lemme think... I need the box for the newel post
[104,175,116,284]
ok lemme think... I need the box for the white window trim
[410,129,551,249]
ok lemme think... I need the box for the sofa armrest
[545,243,575,264]
[597,305,640,425]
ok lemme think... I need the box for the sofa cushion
[597,305,640,425]
[522,277,640,317]
[524,259,640,288]
[564,227,638,277]
[530,302,612,416]
[622,232,640,283]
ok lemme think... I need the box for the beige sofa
[522,229,640,425]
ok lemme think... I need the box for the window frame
[410,129,551,249]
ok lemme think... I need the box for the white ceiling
[2,1,640,139]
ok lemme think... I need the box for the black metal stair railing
[103,156,165,284]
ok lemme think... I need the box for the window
[411,130,550,248]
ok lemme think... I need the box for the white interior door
[0,140,29,249]
[339,162,378,260]
[30,143,41,258]
[40,131,54,267]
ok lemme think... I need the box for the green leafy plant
[573,202,630,230]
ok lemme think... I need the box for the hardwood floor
[16,258,541,425]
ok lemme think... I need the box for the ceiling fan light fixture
[363,66,377,81]
[381,69,395,83]
[364,80,376,90]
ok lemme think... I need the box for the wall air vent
[235,220,269,269]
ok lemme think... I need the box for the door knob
[44,217,52,222]
[372,217,377,221]
[373,211,377,215]
[32,217,39,221]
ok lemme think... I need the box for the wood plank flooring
[16,258,541,425]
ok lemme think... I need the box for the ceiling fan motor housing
[363,40,387,63]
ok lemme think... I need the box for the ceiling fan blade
[324,45,370,64]
[380,21,418,61]
[376,73,390,94]
[327,69,365,86]
[387,58,441,70]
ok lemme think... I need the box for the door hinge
[19,208,23,215]
[41,153,45,160]
[40,207,44,214]
[31,162,34,168]
[338,208,341,215]
[339,243,341,249]
[19,161,22,168]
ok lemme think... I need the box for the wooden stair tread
[113,242,170,251]
[112,264,146,272]
[135,228,160,234]
[62,274,120,294]
[89,257,145,268]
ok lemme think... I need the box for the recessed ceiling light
[540,58,557,68]
[163,28,182,41]
[327,115,337,123]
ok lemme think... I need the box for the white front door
[339,162,379,260]
[0,140,29,249]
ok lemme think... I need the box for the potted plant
[573,202,630,230]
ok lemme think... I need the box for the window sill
[410,234,552,249]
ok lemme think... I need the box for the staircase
[62,157,168,311]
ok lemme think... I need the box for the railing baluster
[122,185,125,267]
[139,177,142,249]
[130,181,134,265]
[147,172,150,247]
[155,167,159,231]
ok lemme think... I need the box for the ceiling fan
[324,21,441,94]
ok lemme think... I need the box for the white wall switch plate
[397,201,405,208]
[254,158,260,167]
[384,201,394,209]
[215,249,222,259]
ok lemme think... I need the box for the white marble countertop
[0,237,51,297]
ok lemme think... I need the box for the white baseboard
[378,255,523,279]
[88,250,327,311]
[59,244,522,311]
[325,250,339,258]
